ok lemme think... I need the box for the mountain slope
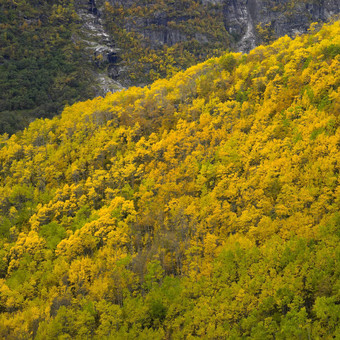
[0,21,339,338]
[0,0,95,134]
[1,0,339,135]
[99,0,340,84]
[0,0,122,135]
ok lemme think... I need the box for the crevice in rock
[74,0,123,95]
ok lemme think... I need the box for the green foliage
[0,0,95,134]
[219,54,237,73]
[39,222,66,250]
[322,43,340,59]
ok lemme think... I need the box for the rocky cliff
[103,0,339,52]
[73,0,123,94]
[1,0,339,134]
[88,0,340,86]
[222,0,340,51]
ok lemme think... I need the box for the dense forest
[1,0,339,135]
[0,0,232,134]
[0,21,339,338]
[0,0,96,134]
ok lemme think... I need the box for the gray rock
[74,0,340,88]
[74,0,123,95]
[102,0,339,53]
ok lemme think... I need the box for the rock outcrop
[104,0,340,53]
[74,0,123,95]
[75,0,340,88]
[221,0,340,52]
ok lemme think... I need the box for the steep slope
[0,0,94,134]
[0,0,121,135]
[73,0,122,94]
[99,0,340,84]
[0,21,339,339]
[1,0,339,135]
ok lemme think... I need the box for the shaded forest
[0,0,96,134]
[1,0,339,134]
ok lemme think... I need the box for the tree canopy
[0,20,339,339]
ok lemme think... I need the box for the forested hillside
[0,0,101,134]
[1,0,339,135]
[0,21,339,338]
[100,0,340,84]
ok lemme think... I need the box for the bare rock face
[74,0,339,90]
[103,0,339,53]
[221,0,340,52]
[74,0,123,95]
[222,0,256,52]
